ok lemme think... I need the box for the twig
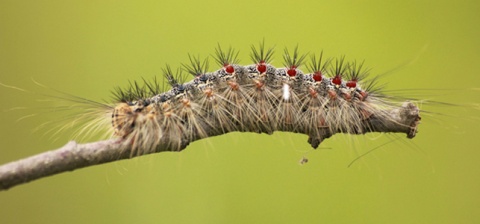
[0,139,126,190]
[0,102,420,191]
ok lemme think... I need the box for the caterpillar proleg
[0,42,423,190]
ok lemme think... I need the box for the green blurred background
[1,0,479,223]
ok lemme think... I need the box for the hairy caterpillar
[0,42,423,190]
[110,42,420,155]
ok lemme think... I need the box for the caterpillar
[0,41,423,190]
[109,42,420,155]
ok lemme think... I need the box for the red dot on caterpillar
[251,40,274,74]
[257,61,267,74]
[313,71,322,82]
[332,75,342,85]
[346,80,357,88]
[214,44,239,74]
[283,46,307,77]
[331,56,346,86]
[224,64,235,74]
[287,66,297,77]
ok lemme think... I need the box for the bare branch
[0,139,124,190]
[0,102,420,191]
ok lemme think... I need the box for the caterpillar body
[109,43,421,155]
